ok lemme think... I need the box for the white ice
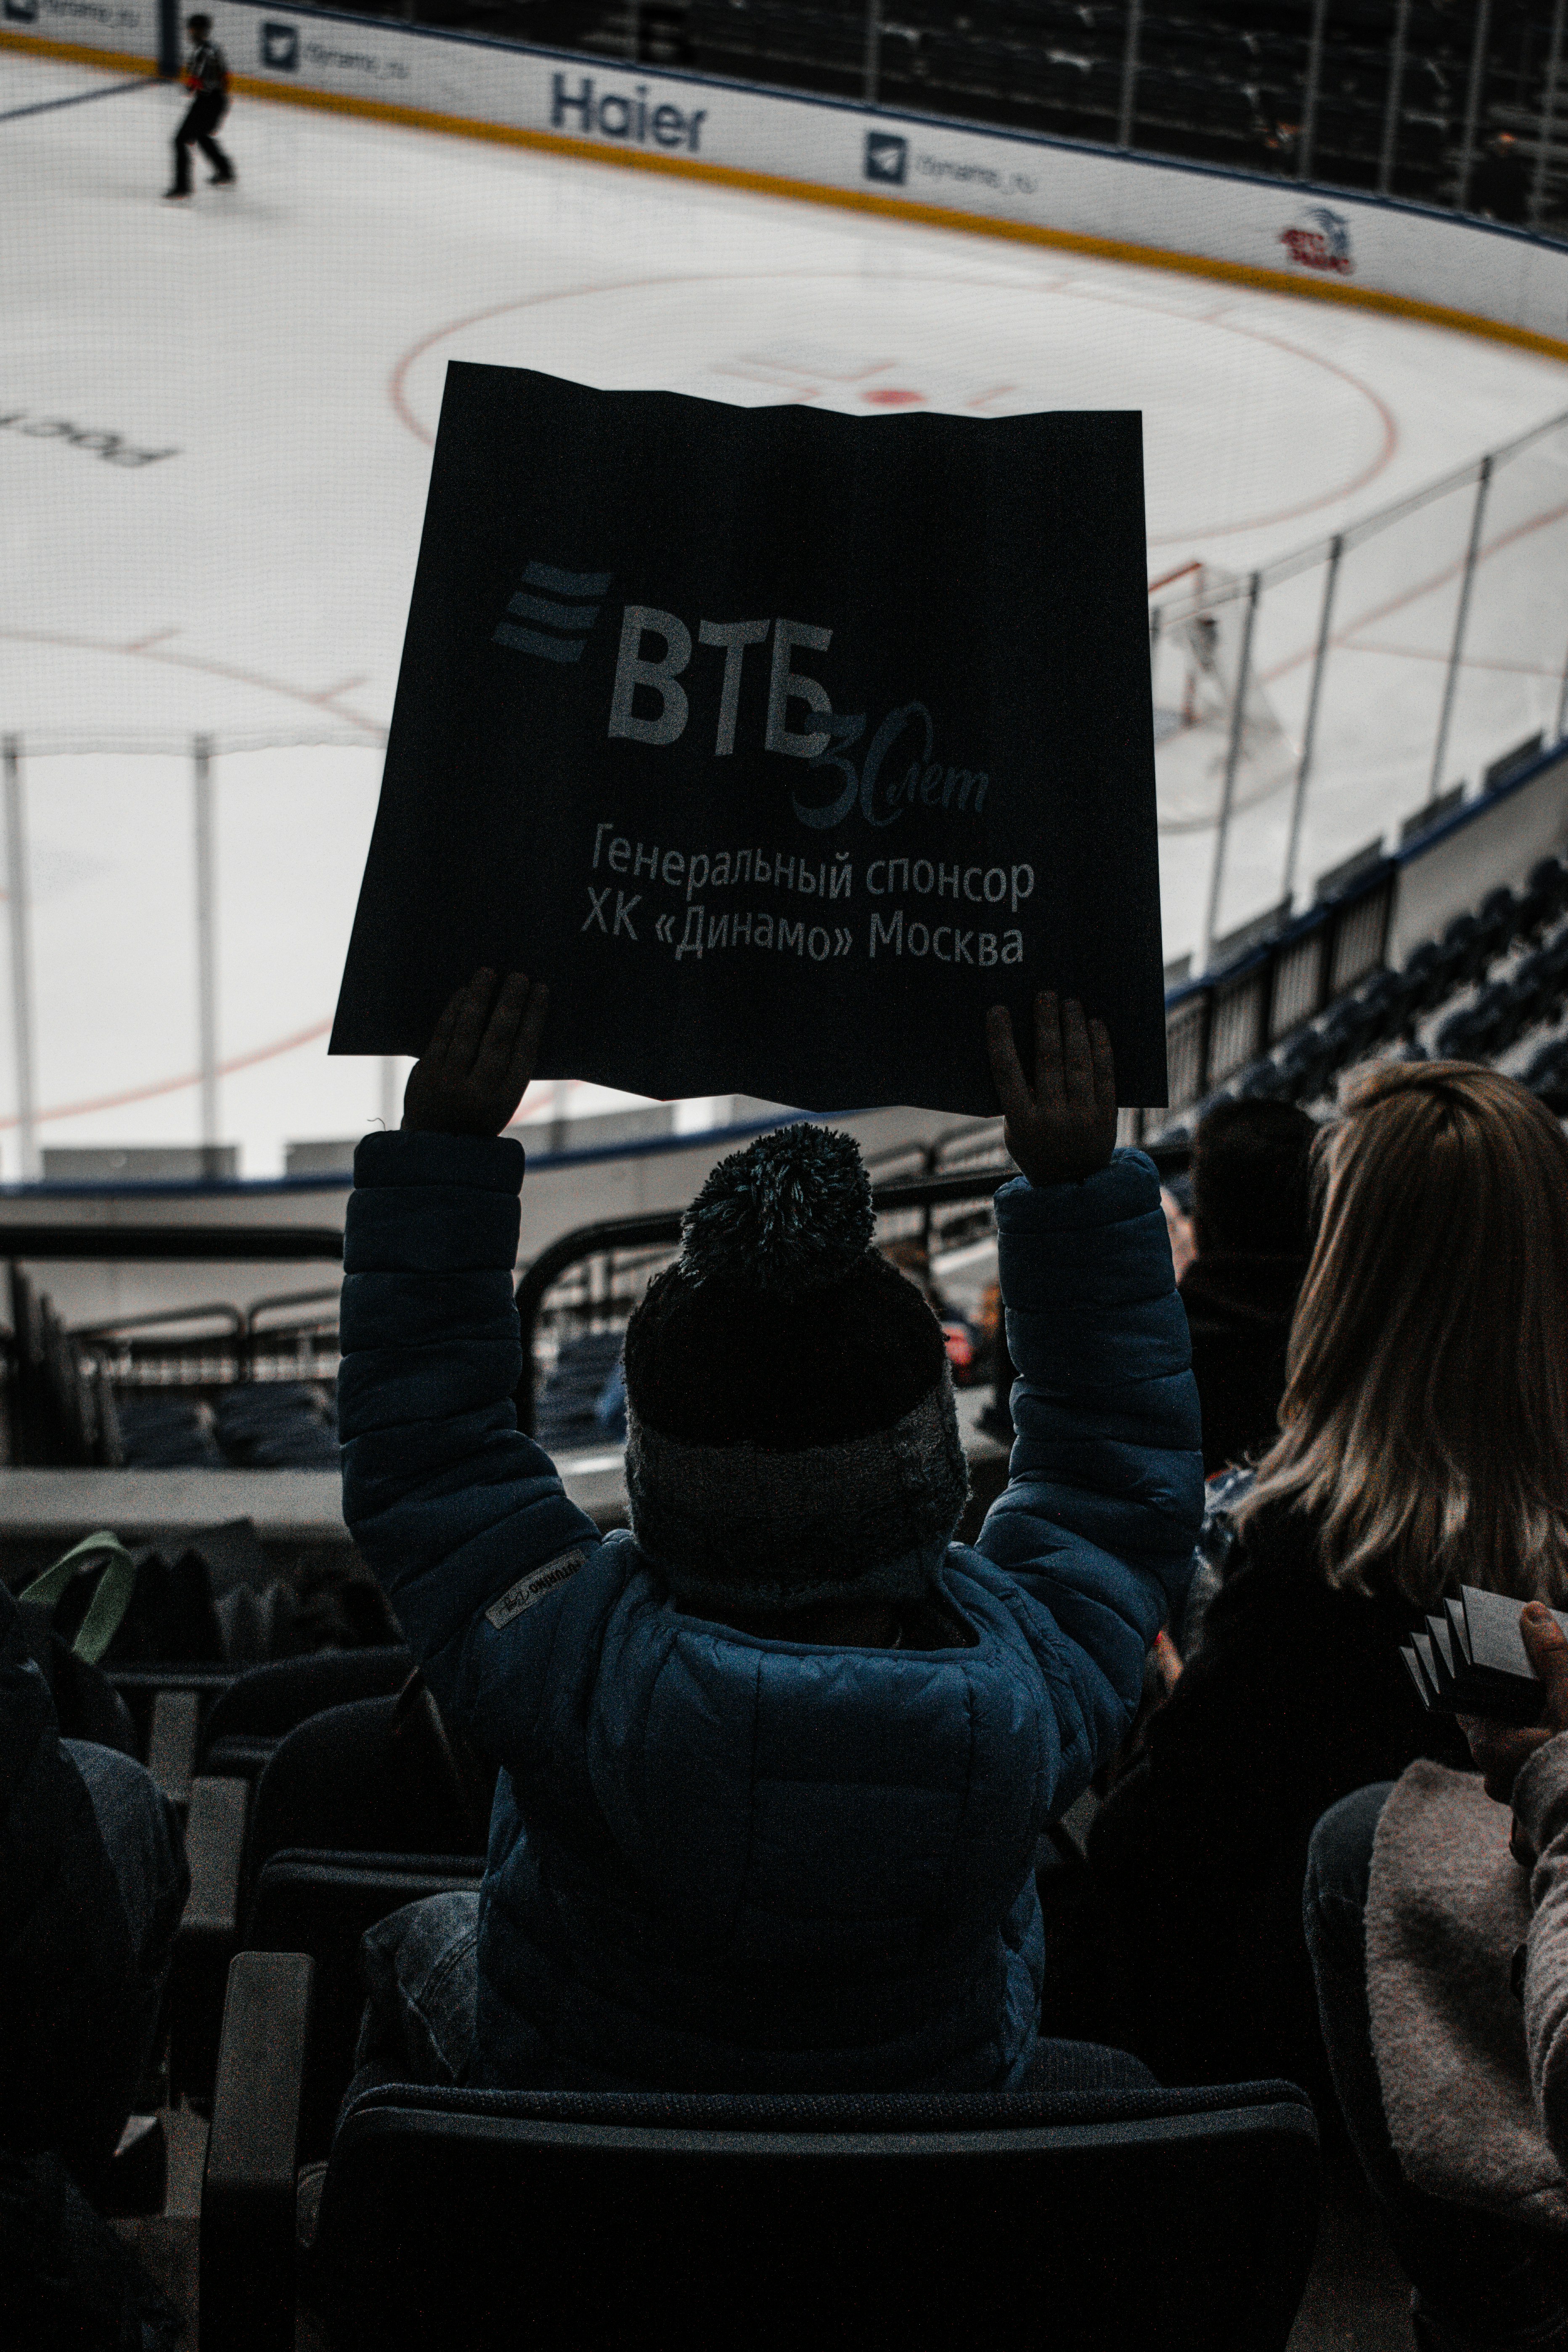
[3,49,1567,1173]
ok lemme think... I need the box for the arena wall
[7,0,1568,362]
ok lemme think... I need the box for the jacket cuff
[353,1130,525,1195]
[1512,1731,1568,1859]
[993,1148,1160,1235]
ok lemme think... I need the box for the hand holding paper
[1462,1604,1568,1806]
[402,969,550,1138]
[985,991,1117,1187]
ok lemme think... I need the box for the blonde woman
[1041,1060,1568,2106]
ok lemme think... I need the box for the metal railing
[1142,726,1568,1130]
[0,729,386,1183]
[512,1163,1016,1433]
[1150,404,1568,972]
[0,1231,347,1458]
[0,1225,343,1262]
[1156,853,1397,1122]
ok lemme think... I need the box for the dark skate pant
[172,92,232,192]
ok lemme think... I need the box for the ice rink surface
[4,49,1568,1170]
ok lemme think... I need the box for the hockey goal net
[1148,562,1296,830]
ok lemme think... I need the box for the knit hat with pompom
[622,1123,968,1615]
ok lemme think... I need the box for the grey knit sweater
[1366,1737,1568,2232]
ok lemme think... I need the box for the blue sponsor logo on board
[865,132,908,184]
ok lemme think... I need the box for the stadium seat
[1519,856,1568,938]
[1477,885,1522,959]
[1316,996,1377,1066]
[1494,971,1547,1054]
[213,1382,339,1469]
[1433,999,1486,1059]
[242,1848,485,2157]
[197,1947,1321,2352]
[1352,965,1409,1045]
[1438,909,1489,991]
[1271,1030,1334,1100]
[1523,1033,1568,1099]
[1538,927,1568,1010]
[533,1327,628,1451]
[1507,944,1557,1030]
[1397,939,1449,1016]
[242,1682,490,1901]
[197,1645,413,1785]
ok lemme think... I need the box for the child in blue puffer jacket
[337,973,1202,2095]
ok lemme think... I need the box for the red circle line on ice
[0,625,387,741]
[0,1021,335,1133]
[387,267,1400,542]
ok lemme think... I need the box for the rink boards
[7,0,1568,363]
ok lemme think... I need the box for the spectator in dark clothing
[335,975,1202,2099]
[0,1576,190,2174]
[1471,132,1529,225]
[1304,1606,1568,2352]
[1041,1491,1473,2106]
[1041,1060,1568,2104]
[1178,1099,1316,1475]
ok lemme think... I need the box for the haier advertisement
[331,363,1166,1114]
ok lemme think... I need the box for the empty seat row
[1174,857,1568,1131]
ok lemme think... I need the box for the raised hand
[1462,1603,1568,1807]
[401,969,550,1138]
[985,991,1117,1187]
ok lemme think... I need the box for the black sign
[331,365,1166,1114]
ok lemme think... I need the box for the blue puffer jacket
[339,1133,1202,2092]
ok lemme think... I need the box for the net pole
[2,737,38,1182]
[1556,614,1568,744]
[1117,0,1143,148]
[1428,455,1493,805]
[193,734,221,1177]
[1298,0,1327,179]
[1200,572,1261,972]
[1282,534,1343,907]
[1378,0,1412,193]
[863,0,882,106]
[1456,0,1492,210]
[1532,0,1567,228]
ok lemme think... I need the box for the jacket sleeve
[1510,1733,1568,2177]
[337,1129,604,1746]
[973,1149,1204,1795]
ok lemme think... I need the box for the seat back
[307,2079,1320,2352]
[198,1646,411,1779]
[246,1851,483,2156]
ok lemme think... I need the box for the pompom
[678,1123,875,1297]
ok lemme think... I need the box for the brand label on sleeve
[485,1547,590,1629]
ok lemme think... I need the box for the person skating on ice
[165,13,235,201]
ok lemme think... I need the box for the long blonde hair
[1234,1059,1568,1608]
